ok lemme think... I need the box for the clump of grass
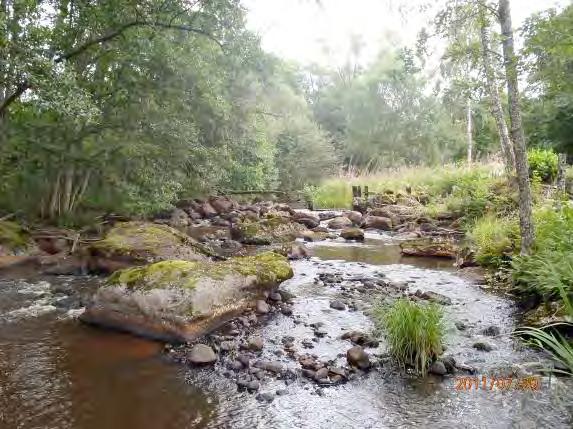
[469,214,519,267]
[375,299,444,375]
[527,148,558,183]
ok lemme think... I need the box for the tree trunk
[498,0,535,255]
[466,98,473,164]
[478,6,515,172]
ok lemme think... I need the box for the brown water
[1,234,572,428]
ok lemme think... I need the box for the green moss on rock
[231,217,307,245]
[108,251,293,291]
[91,221,211,262]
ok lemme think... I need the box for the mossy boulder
[89,222,212,273]
[0,221,33,256]
[231,217,307,245]
[400,239,457,259]
[81,252,293,342]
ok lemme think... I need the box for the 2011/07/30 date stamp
[455,376,541,391]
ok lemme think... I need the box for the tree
[498,0,535,254]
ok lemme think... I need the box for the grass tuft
[375,298,444,375]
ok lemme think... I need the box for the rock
[256,392,275,403]
[248,336,264,351]
[368,208,399,226]
[314,367,329,380]
[473,341,494,352]
[415,290,452,305]
[361,215,392,230]
[276,389,288,396]
[237,354,251,368]
[80,252,293,343]
[269,292,282,302]
[312,226,330,233]
[198,202,218,219]
[189,344,217,365]
[400,240,457,259]
[441,356,456,374]
[346,346,370,369]
[344,211,363,225]
[327,217,353,230]
[341,330,379,347]
[301,369,316,379]
[256,300,270,314]
[88,222,212,273]
[286,243,309,260]
[209,196,236,214]
[429,360,447,376]
[219,341,237,352]
[231,218,307,245]
[481,325,500,336]
[330,300,346,311]
[299,230,332,242]
[340,228,364,241]
[455,321,467,331]
[168,208,191,228]
[280,305,293,316]
[293,212,320,229]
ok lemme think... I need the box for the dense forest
[1,0,571,222]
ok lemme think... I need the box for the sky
[242,0,570,69]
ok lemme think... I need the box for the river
[0,233,571,428]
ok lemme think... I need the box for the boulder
[231,218,307,245]
[209,196,236,214]
[294,216,320,229]
[415,290,452,305]
[189,344,217,365]
[473,341,494,352]
[344,211,363,225]
[318,211,340,221]
[198,202,218,218]
[340,227,364,241]
[429,360,447,376]
[327,217,353,229]
[481,325,500,336]
[400,240,457,259]
[361,215,392,230]
[88,222,211,273]
[346,346,370,369]
[330,300,346,310]
[368,208,399,226]
[80,252,293,343]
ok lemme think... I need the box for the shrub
[375,299,444,375]
[469,215,519,267]
[527,148,558,183]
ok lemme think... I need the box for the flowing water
[1,234,572,428]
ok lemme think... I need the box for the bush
[528,148,558,183]
[375,299,444,375]
[469,215,519,266]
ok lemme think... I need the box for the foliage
[522,5,573,156]
[469,215,519,266]
[527,148,558,183]
[375,299,444,375]
[513,205,573,301]
[515,284,573,376]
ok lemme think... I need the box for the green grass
[469,214,519,267]
[375,298,444,375]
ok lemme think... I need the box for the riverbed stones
[330,300,346,310]
[256,299,270,314]
[346,346,370,369]
[429,360,447,376]
[400,239,457,259]
[189,344,217,365]
[256,392,275,403]
[327,217,353,229]
[80,252,293,343]
[361,215,392,230]
[340,227,365,241]
[340,330,379,347]
[473,341,494,352]
[247,336,264,351]
[344,211,363,225]
[481,325,500,336]
[415,290,452,305]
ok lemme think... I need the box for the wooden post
[557,153,567,192]
[364,186,369,199]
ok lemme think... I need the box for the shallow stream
[1,234,572,428]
